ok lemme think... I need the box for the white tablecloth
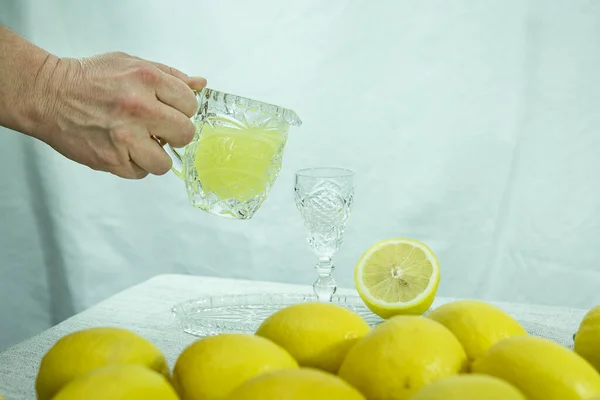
[0,274,589,399]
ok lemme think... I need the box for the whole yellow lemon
[36,327,169,400]
[409,374,526,400]
[574,306,600,373]
[226,368,365,400]
[50,364,178,400]
[472,335,600,400]
[427,300,527,366]
[338,316,467,400]
[255,302,371,373]
[172,333,298,400]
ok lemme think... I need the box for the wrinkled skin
[31,51,206,179]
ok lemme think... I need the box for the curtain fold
[1,0,599,350]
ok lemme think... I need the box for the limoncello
[193,121,286,203]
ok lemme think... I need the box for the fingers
[117,57,205,176]
[116,78,196,149]
[155,72,199,118]
[151,61,207,90]
[107,125,173,178]
[151,62,207,116]
[187,76,208,90]
[151,134,167,147]
[56,52,205,181]
[128,135,173,176]
[144,62,205,146]
[145,101,196,148]
[103,156,149,180]
[112,162,149,180]
[136,59,207,117]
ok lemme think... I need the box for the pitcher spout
[284,109,302,127]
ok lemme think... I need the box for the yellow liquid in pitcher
[193,123,285,202]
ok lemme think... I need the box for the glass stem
[313,257,337,302]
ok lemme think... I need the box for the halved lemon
[354,238,440,318]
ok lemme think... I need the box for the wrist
[19,54,66,142]
[0,26,64,140]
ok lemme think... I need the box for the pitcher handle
[164,144,185,179]
[162,90,204,179]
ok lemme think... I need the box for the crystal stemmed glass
[294,167,355,302]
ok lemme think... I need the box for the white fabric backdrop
[1,0,599,350]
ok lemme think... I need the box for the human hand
[32,51,206,179]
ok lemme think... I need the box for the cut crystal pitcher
[165,88,302,219]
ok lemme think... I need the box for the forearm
[0,26,61,140]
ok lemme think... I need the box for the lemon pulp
[354,238,440,318]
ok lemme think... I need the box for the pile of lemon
[11,238,600,400]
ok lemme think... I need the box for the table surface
[0,274,589,399]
